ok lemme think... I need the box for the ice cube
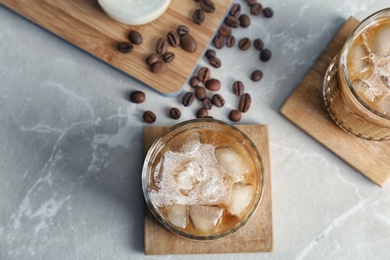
[347,44,371,76]
[178,132,201,154]
[189,205,223,232]
[378,94,390,114]
[228,184,253,216]
[380,75,390,90]
[215,148,250,178]
[173,160,205,193]
[375,27,390,57]
[166,204,187,229]
[351,79,377,102]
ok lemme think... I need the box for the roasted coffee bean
[190,76,200,88]
[203,97,213,110]
[205,49,216,59]
[260,48,272,61]
[213,34,224,49]
[251,70,263,82]
[151,61,167,73]
[195,86,207,100]
[196,107,209,118]
[230,3,241,17]
[263,7,274,18]
[239,14,250,28]
[180,34,197,52]
[117,42,133,53]
[143,111,156,123]
[209,56,222,68]
[253,38,264,51]
[169,107,181,119]
[156,38,168,54]
[246,0,257,5]
[232,81,244,96]
[212,94,225,107]
[238,37,252,50]
[162,52,175,63]
[146,53,159,65]
[128,30,142,45]
[226,35,235,48]
[182,92,195,107]
[200,0,215,13]
[129,91,145,103]
[198,67,210,82]
[225,15,240,28]
[239,93,251,113]
[219,24,232,37]
[167,31,180,47]
[177,25,190,36]
[250,3,263,15]
[205,79,221,91]
[193,9,205,25]
[229,109,242,122]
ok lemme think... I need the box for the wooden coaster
[3,0,233,95]
[280,17,390,187]
[143,125,273,255]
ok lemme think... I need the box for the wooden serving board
[2,0,233,95]
[143,124,273,255]
[280,17,390,187]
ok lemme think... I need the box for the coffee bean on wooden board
[182,92,195,107]
[209,56,221,68]
[195,86,207,100]
[169,107,181,119]
[128,30,142,45]
[146,53,159,65]
[199,0,215,13]
[151,61,167,73]
[196,107,209,118]
[251,70,263,82]
[167,31,180,47]
[189,76,200,87]
[263,7,274,18]
[239,14,250,28]
[229,3,241,17]
[229,109,242,122]
[156,38,168,54]
[260,48,272,61]
[238,37,252,50]
[162,52,175,63]
[193,9,205,25]
[239,93,251,113]
[213,34,224,49]
[203,97,213,110]
[177,25,189,36]
[129,91,145,103]
[232,81,244,96]
[180,34,197,52]
[219,24,232,37]
[253,38,264,51]
[250,3,263,15]
[226,35,235,48]
[117,42,133,53]
[143,111,156,123]
[205,79,221,91]
[225,15,240,28]
[198,67,210,82]
[212,94,225,107]
[205,49,216,59]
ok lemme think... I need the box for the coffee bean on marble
[162,52,175,63]
[238,37,252,50]
[246,0,257,5]
[193,9,205,25]
[190,76,200,88]
[129,91,145,103]
[205,49,216,59]
[263,7,274,18]
[250,3,263,15]
[177,25,190,36]
[253,38,264,51]
[203,97,213,110]
[200,0,215,13]
[128,30,143,45]
[117,42,133,53]
[143,111,156,123]
[239,93,251,113]
[232,81,244,96]
[213,34,224,49]
[229,109,242,122]
[219,24,232,37]
[226,35,235,48]
[209,56,221,68]
[251,70,263,82]
[239,14,250,28]
[205,79,221,91]
[151,61,167,73]
[167,31,180,47]
[169,107,181,120]
[212,94,225,107]
[198,67,210,82]
[225,15,240,28]
[146,53,159,65]
[229,3,241,17]
[195,86,207,100]
[182,92,195,107]
[156,38,168,54]
[180,34,197,52]
[260,48,272,61]
[196,107,209,118]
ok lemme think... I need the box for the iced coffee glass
[323,8,390,140]
[142,119,264,240]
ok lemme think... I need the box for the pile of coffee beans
[192,0,216,25]
[117,29,143,53]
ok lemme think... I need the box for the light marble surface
[1,1,390,259]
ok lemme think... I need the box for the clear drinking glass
[323,8,390,141]
[142,119,264,241]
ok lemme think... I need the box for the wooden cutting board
[280,17,390,187]
[143,124,273,255]
[2,0,233,95]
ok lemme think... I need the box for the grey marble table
[1,1,390,259]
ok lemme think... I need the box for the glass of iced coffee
[142,119,264,240]
[323,8,390,140]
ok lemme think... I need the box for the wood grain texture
[3,0,233,95]
[143,124,273,255]
[280,17,390,187]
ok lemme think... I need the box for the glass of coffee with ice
[323,8,390,140]
[142,119,264,240]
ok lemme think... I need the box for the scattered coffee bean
[156,38,168,54]
[229,3,241,17]
[250,3,263,15]
[205,49,216,59]
[260,48,272,62]
[198,67,210,82]
[212,94,225,107]
[180,34,197,52]
[213,34,224,49]
[190,76,200,87]
[239,93,251,113]
[209,56,222,68]
[128,30,142,45]
[143,111,156,123]
[162,52,175,63]
[203,97,213,110]
[199,0,215,13]
[193,9,205,25]
[182,92,195,107]
[238,37,252,50]
[177,25,190,36]
[169,107,181,119]
[151,61,167,73]
[225,15,240,28]
[205,79,221,91]
[129,91,145,103]
[167,31,180,47]
[226,35,235,48]
[219,24,232,37]
[196,107,209,118]
[253,38,264,51]
[146,53,159,65]
[263,7,274,18]
[232,81,245,96]
[229,109,242,122]
[246,0,257,5]
[251,70,263,82]
[239,14,251,28]
[195,86,207,100]
[117,42,133,53]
